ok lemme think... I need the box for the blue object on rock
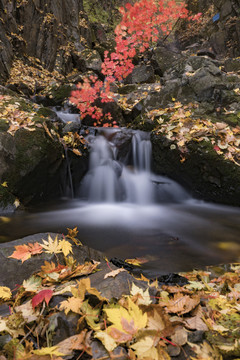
[212,13,220,22]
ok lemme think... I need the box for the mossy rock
[36,107,56,118]
[131,115,156,132]
[0,186,15,209]
[0,119,9,132]
[0,127,63,205]
[48,84,72,105]
[152,135,240,206]
[118,84,138,95]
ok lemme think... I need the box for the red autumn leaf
[214,145,221,152]
[9,242,43,263]
[32,289,53,309]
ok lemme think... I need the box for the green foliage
[83,0,121,27]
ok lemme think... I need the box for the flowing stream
[1,128,240,277]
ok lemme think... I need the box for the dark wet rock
[0,304,11,318]
[151,45,181,76]
[0,233,149,301]
[224,57,240,73]
[0,233,105,290]
[152,135,240,206]
[91,341,128,360]
[49,312,79,346]
[157,273,189,286]
[0,126,63,207]
[78,49,103,73]
[125,64,155,84]
[110,257,134,272]
[89,262,148,300]
[0,0,95,79]
[188,330,205,343]
[177,0,240,58]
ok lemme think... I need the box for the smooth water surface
[1,199,240,277]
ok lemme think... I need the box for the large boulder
[152,135,240,206]
[0,233,148,299]
[0,127,63,207]
[0,92,64,209]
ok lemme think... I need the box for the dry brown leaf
[184,305,208,331]
[171,326,188,346]
[161,293,200,315]
[104,268,127,279]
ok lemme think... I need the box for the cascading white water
[79,129,188,204]
[80,130,154,203]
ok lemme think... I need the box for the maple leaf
[0,286,12,300]
[161,293,200,315]
[59,296,83,315]
[80,299,101,330]
[146,304,171,334]
[104,298,147,342]
[59,239,72,257]
[184,305,208,331]
[171,327,188,346]
[32,289,53,309]
[22,276,42,292]
[41,235,62,254]
[8,242,43,263]
[54,331,88,357]
[66,227,82,246]
[131,337,159,359]
[130,283,152,305]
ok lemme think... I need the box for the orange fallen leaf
[9,242,43,263]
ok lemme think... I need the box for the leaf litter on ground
[1,229,240,359]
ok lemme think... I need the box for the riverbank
[0,232,239,359]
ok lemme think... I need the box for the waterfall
[79,129,188,204]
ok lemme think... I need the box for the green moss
[0,119,9,132]
[49,84,72,104]
[118,85,138,95]
[131,115,156,131]
[83,0,120,28]
[36,107,56,118]
[0,186,15,208]
[223,113,240,126]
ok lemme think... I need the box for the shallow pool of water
[1,198,240,277]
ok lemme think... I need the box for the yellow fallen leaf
[95,331,117,352]
[59,239,73,257]
[41,235,62,254]
[130,283,152,305]
[14,198,20,208]
[131,337,158,359]
[33,346,64,357]
[0,286,12,300]
[72,148,82,156]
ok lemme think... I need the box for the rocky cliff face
[177,0,240,58]
[0,0,93,82]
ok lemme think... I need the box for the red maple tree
[70,0,200,127]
